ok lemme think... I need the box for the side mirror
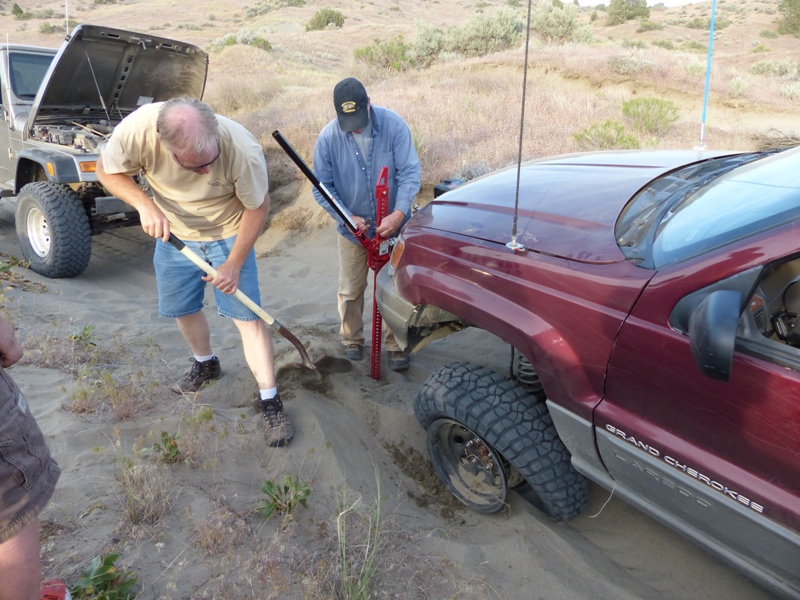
[688,290,741,381]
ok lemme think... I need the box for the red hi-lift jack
[272,130,391,380]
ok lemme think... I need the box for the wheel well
[15,159,47,193]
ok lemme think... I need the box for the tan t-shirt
[101,102,269,241]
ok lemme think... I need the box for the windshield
[617,147,800,268]
[9,51,53,98]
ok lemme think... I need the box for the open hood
[28,24,208,127]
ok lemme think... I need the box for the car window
[651,147,800,267]
[9,51,53,98]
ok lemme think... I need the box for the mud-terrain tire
[415,361,588,520]
[16,182,92,278]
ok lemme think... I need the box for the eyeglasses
[172,142,220,172]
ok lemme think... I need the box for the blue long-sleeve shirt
[312,105,421,244]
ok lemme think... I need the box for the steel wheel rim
[25,206,50,258]
[427,418,508,512]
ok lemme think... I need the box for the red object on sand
[41,579,72,600]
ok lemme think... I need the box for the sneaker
[388,350,410,372]
[41,580,72,600]
[345,343,363,361]
[260,395,294,447]
[172,357,222,394]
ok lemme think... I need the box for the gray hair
[156,97,219,155]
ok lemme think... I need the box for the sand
[0,191,777,600]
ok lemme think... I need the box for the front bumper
[376,264,414,351]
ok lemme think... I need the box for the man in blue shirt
[312,78,421,371]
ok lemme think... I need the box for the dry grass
[115,458,176,529]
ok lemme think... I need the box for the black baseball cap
[333,77,369,132]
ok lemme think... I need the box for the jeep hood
[416,150,730,264]
[28,24,207,127]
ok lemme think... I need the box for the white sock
[194,354,216,362]
[260,387,278,401]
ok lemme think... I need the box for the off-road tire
[415,361,588,520]
[16,182,92,278]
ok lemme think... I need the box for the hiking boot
[260,395,294,447]
[172,357,221,394]
[345,343,363,361]
[388,350,410,372]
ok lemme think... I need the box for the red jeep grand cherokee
[376,146,800,599]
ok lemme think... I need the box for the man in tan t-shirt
[97,97,292,447]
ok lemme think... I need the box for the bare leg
[176,311,213,356]
[0,517,41,600]
[233,319,275,389]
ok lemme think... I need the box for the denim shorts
[0,368,60,543]
[153,236,261,321]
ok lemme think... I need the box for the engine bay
[29,122,114,152]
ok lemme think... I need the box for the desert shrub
[39,22,56,34]
[682,40,706,52]
[781,81,800,100]
[607,52,655,75]
[606,0,649,26]
[529,0,594,44]
[751,59,798,78]
[636,19,663,32]
[622,39,647,49]
[208,28,272,52]
[651,39,674,50]
[683,55,706,77]
[621,97,679,136]
[778,0,800,36]
[760,29,779,38]
[355,36,416,71]
[445,8,524,56]
[753,43,771,53]
[729,76,748,98]
[574,119,640,150]
[11,3,31,19]
[306,8,345,31]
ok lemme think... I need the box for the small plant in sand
[143,431,183,464]
[70,552,138,600]
[335,474,384,600]
[256,475,311,524]
[115,457,175,527]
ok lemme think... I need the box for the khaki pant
[337,235,400,352]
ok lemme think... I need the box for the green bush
[446,8,524,56]
[574,119,640,150]
[636,19,663,32]
[651,39,674,50]
[306,7,345,31]
[729,76,748,98]
[760,29,779,39]
[411,9,524,68]
[751,59,798,78]
[780,81,800,100]
[621,97,679,136]
[529,0,594,44]
[607,52,654,75]
[606,0,649,26]
[778,0,800,36]
[355,36,416,71]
